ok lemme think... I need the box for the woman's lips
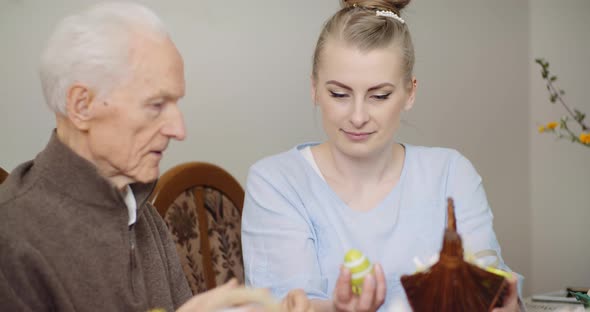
[341,130,375,141]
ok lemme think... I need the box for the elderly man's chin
[133,167,160,184]
[132,154,164,183]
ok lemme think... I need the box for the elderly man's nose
[162,106,186,140]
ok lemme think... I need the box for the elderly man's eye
[151,102,164,110]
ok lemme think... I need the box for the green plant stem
[546,77,589,132]
[557,126,590,148]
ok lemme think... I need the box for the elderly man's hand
[176,279,279,312]
[281,289,314,312]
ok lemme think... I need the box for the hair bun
[340,0,411,15]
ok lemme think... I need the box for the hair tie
[349,3,406,24]
[375,10,405,24]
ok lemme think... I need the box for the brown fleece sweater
[0,133,192,311]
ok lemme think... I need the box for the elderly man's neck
[56,120,132,192]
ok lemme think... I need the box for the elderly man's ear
[65,84,96,131]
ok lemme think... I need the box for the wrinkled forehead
[128,30,182,72]
[125,31,185,99]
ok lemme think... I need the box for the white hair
[39,1,169,115]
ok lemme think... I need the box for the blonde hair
[312,0,414,83]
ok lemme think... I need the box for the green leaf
[573,109,586,123]
[550,76,557,82]
[560,117,569,129]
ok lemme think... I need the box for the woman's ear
[65,83,95,131]
[311,75,318,107]
[403,77,417,111]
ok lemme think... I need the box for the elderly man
[0,2,311,312]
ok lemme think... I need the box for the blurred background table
[525,297,587,312]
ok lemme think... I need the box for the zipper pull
[129,225,136,269]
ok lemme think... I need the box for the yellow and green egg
[343,249,373,295]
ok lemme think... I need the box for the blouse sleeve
[241,165,329,300]
[446,153,524,295]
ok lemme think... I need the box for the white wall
[529,0,590,294]
[0,0,534,294]
[403,1,531,294]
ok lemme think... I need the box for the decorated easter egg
[343,249,373,295]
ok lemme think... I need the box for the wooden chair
[0,166,8,185]
[150,162,245,295]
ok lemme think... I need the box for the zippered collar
[33,131,157,214]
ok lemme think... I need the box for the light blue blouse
[241,143,515,310]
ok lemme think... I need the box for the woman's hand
[332,263,387,312]
[491,276,520,312]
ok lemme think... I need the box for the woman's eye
[151,102,164,110]
[329,91,348,98]
[372,93,392,100]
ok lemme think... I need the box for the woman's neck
[313,142,405,186]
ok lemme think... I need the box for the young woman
[242,1,521,311]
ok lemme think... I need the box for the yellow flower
[580,132,590,144]
[546,121,558,130]
[538,126,546,133]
